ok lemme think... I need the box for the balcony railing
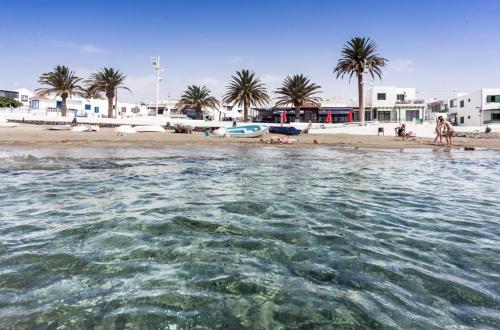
[395,99,425,104]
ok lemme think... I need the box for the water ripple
[0,147,499,328]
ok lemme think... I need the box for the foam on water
[0,147,499,328]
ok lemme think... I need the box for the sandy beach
[1,124,500,149]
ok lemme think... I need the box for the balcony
[395,99,425,105]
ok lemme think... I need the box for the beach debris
[313,139,319,144]
[464,145,475,151]
[270,136,298,144]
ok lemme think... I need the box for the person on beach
[440,118,454,147]
[433,116,444,145]
[395,123,406,139]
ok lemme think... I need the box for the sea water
[0,147,499,329]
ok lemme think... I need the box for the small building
[0,90,19,99]
[252,100,354,123]
[426,99,449,121]
[365,86,425,122]
[448,89,500,126]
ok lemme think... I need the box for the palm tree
[37,65,84,117]
[176,85,220,120]
[86,68,130,118]
[333,37,387,125]
[223,69,270,122]
[274,74,322,122]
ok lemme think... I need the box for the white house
[365,86,425,122]
[426,99,450,121]
[448,89,500,126]
[29,94,147,118]
[15,88,34,107]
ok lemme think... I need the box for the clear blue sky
[1,0,499,103]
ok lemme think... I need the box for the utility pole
[151,56,163,116]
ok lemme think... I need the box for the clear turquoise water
[0,147,499,329]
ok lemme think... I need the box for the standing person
[441,118,454,147]
[433,116,444,145]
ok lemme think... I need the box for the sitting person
[394,123,406,139]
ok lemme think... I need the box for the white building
[426,99,450,121]
[15,88,34,107]
[365,86,425,122]
[448,89,500,126]
[29,94,148,118]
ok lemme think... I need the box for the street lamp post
[151,56,163,116]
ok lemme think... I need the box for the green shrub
[0,96,23,108]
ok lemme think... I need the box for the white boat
[115,125,137,134]
[0,122,18,128]
[71,125,99,132]
[0,118,18,128]
[134,125,165,133]
[226,124,267,138]
[47,125,72,130]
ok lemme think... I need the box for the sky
[1,0,500,104]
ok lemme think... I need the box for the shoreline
[1,124,500,150]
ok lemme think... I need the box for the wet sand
[1,124,500,149]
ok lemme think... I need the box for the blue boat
[268,126,302,135]
[226,124,268,138]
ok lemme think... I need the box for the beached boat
[47,125,72,130]
[173,124,193,134]
[71,125,99,132]
[0,122,18,128]
[0,118,18,128]
[115,125,137,134]
[226,124,267,138]
[269,126,301,135]
[134,125,165,133]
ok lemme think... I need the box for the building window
[396,94,405,101]
[31,100,39,109]
[486,95,500,103]
[492,113,500,121]
[378,111,391,121]
[377,93,386,101]
[406,110,420,121]
[121,107,127,113]
[21,95,28,102]
[468,99,470,102]
[460,116,464,124]
[94,107,99,113]
[85,104,91,110]
[468,116,470,119]
[460,100,465,108]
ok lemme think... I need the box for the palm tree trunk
[107,96,114,118]
[61,96,67,117]
[295,105,301,122]
[357,73,365,126]
[243,102,248,122]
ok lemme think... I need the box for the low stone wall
[454,131,500,139]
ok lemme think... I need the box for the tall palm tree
[37,65,84,117]
[274,74,322,122]
[223,69,270,122]
[333,37,387,125]
[86,68,130,118]
[176,85,220,120]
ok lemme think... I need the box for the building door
[406,110,420,121]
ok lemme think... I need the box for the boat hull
[268,126,301,135]
[135,125,165,133]
[226,125,267,138]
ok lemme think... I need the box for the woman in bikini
[433,116,443,145]
[440,118,454,147]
